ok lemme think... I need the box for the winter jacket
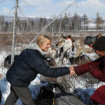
[7,44,70,87]
[90,85,105,105]
[74,56,105,105]
[74,56,105,81]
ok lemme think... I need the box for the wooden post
[11,0,18,64]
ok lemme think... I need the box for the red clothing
[74,56,105,105]
[90,85,105,105]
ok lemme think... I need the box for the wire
[15,6,35,45]
[0,0,15,16]
[18,7,34,31]
[23,0,30,6]
[21,0,32,12]
[0,0,6,4]
[5,0,15,16]
[8,6,15,16]
[27,0,78,47]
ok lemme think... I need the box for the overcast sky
[0,0,105,19]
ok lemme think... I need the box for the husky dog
[73,39,93,58]
[4,55,19,68]
[56,34,101,61]
[69,54,90,65]
[47,47,57,59]
[56,35,74,64]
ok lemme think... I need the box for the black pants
[4,86,35,105]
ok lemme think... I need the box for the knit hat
[93,36,105,51]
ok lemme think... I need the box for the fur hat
[93,36,105,51]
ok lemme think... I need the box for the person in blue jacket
[4,35,74,105]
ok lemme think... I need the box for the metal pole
[11,0,18,64]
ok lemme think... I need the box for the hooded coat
[6,43,70,87]
[74,56,105,105]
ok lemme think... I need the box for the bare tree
[61,13,70,32]
[82,14,88,30]
[0,15,5,32]
[96,12,103,30]
[72,12,81,31]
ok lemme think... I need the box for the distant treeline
[0,12,105,33]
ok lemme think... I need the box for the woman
[70,36,105,105]
[4,35,73,105]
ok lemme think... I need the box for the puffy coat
[90,85,105,105]
[74,56,105,81]
[7,49,70,87]
[74,56,105,105]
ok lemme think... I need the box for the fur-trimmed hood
[28,43,47,55]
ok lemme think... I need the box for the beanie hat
[93,36,105,51]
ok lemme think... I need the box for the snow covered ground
[0,51,105,105]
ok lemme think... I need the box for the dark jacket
[7,49,70,87]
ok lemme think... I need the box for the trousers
[4,86,35,105]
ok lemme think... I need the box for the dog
[69,54,90,65]
[34,84,54,105]
[73,39,93,58]
[56,34,101,59]
[45,57,56,67]
[47,47,57,59]
[56,35,74,64]
[4,55,19,68]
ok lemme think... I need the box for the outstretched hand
[69,67,75,76]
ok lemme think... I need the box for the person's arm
[70,63,105,82]
[70,57,105,82]
[74,57,102,76]
[22,50,70,77]
[74,62,93,75]
[34,60,70,77]
[89,65,105,82]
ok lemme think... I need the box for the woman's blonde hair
[37,35,51,45]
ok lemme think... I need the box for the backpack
[84,36,96,45]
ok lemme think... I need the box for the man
[70,36,105,105]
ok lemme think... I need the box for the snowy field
[0,51,105,105]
